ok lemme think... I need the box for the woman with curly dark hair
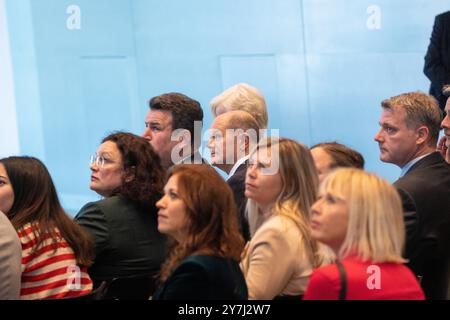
[75,132,167,287]
[152,164,247,300]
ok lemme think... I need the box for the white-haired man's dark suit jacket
[227,162,250,241]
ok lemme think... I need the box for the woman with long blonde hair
[241,137,330,299]
[304,168,424,300]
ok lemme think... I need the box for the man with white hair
[210,83,268,129]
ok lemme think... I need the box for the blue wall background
[3,0,449,215]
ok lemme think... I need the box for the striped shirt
[18,223,92,300]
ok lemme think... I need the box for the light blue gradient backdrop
[2,0,448,215]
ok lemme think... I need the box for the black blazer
[74,196,167,285]
[394,152,450,299]
[152,255,248,300]
[228,162,250,241]
[424,11,450,111]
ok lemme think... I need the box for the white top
[240,214,332,299]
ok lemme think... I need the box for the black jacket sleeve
[154,261,210,300]
[424,14,450,90]
[74,202,110,255]
[395,187,419,258]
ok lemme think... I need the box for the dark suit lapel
[404,152,445,176]
[232,161,248,178]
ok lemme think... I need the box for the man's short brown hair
[381,91,442,145]
[149,92,203,148]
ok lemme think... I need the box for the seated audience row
[0,136,428,300]
[2,83,448,300]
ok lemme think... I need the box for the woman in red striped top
[0,156,95,299]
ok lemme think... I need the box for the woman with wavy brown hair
[75,132,167,287]
[152,164,247,300]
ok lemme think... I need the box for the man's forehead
[146,109,173,124]
[211,117,228,131]
[380,107,405,122]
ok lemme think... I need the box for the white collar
[399,152,432,177]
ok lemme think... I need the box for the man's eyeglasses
[90,155,110,168]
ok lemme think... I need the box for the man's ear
[176,130,191,147]
[416,126,430,145]
[240,134,249,152]
[170,128,193,163]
